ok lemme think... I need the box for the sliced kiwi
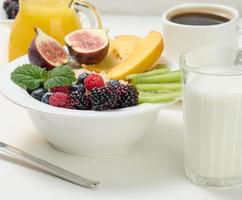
[135,82,181,91]
[126,68,170,80]
[132,71,182,84]
[138,92,181,103]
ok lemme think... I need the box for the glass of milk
[181,47,242,187]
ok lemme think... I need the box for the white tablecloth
[0,15,242,200]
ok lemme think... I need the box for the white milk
[184,66,242,180]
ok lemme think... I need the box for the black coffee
[170,12,230,26]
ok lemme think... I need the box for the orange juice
[9,0,81,61]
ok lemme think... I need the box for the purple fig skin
[28,38,69,70]
[66,43,109,65]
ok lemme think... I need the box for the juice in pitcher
[9,0,102,61]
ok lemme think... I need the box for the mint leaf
[11,64,47,90]
[44,66,76,89]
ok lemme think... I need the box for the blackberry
[90,87,119,111]
[3,0,10,9]
[108,80,120,87]
[70,90,91,110]
[113,84,139,108]
[76,94,91,110]
[4,0,19,19]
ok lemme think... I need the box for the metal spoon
[0,141,99,189]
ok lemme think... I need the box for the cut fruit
[139,92,181,103]
[135,83,181,91]
[131,71,181,84]
[28,28,69,70]
[108,31,164,80]
[65,29,109,65]
[138,90,181,94]
[83,35,141,72]
[126,68,170,79]
[111,35,141,60]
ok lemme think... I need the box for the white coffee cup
[162,3,240,63]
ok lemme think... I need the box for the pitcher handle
[69,0,102,29]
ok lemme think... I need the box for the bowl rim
[0,55,180,119]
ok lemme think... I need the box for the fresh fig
[64,29,109,65]
[28,28,69,70]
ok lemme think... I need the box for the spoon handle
[0,141,99,189]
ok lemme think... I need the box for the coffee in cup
[162,3,240,63]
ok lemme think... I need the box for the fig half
[28,28,69,70]
[65,29,109,65]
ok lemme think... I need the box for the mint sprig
[11,64,47,90]
[44,66,76,89]
[11,64,77,90]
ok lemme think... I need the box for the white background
[0,15,242,200]
[1,1,242,200]
[89,0,242,15]
[0,0,241,19]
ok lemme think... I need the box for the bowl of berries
[0,28,181,156]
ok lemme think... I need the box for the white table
[0,15,242,200]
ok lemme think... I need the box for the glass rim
[180,46,242,77]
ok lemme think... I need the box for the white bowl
[0,55,179,156]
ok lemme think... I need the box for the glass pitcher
[9,0,102,61]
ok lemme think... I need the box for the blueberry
[27,84,44,95]
[31,88,47,101]
[41,92,52,104]
[71,84,85,94]
[77,73,89,84]
[108,80,120,87]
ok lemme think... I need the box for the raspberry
[84,74,105,91]
[50,86,70,94]
[49,92,74,109]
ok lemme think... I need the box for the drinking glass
[181,46,242,187]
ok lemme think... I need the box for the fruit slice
[28,28,69,70]
[131,71,182,84]
[65,29,109,65]
[82,44,121,72]
[138,92,181,103]
[135,83,181,91]
[126,68,170,79]
[83,35,141,72]
[108,31,164,80]
[111,35,141,60]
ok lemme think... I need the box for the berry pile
[28,72,139,111]
[3,0,19,19]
